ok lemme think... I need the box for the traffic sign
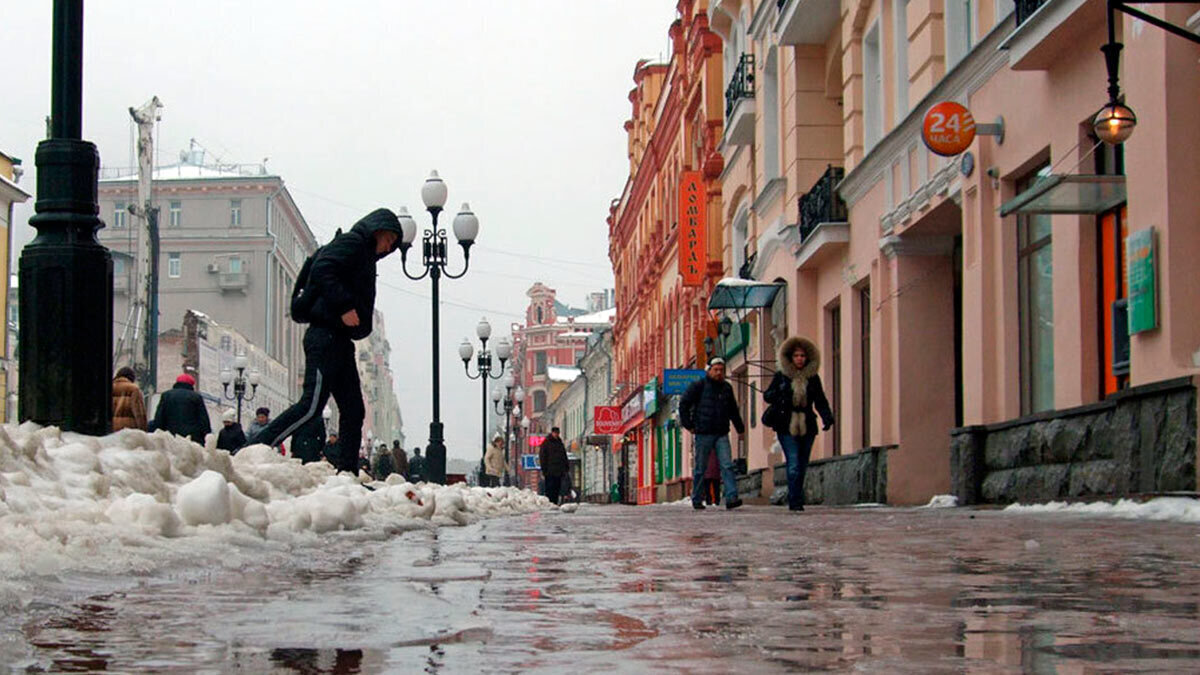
[922,102,976,156]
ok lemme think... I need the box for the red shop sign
[678,171,707,286]
[922,101,976,157]
[594,406,622,434]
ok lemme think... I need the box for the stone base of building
[769,446,890,506]
[951,376,1197,505]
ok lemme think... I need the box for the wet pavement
[6,502,1200,672]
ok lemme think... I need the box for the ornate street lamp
[219,351,259,426]
[492,376,524,485]
[397,171,480,484]
[461,317,511,484]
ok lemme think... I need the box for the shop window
[1018,164,1054,414]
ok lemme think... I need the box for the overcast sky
[2,1,678,462]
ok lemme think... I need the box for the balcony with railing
[1015,0,1048,25]
[723,53,755,147]
[217,272,249,292]
[795,165,849,270]
[775,0,842,46]
[1001,0,1105,71]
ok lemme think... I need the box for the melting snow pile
[0,423,551,585]
[923,494,959,509]
[1004,497,1200,523]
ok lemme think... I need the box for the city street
[7,501,1200,672]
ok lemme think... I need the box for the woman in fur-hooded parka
[763,336,835,511]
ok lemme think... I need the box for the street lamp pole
[19,0,113,434]
[219,351,260,426]
[397,172,480,485]
[461,318,511,483]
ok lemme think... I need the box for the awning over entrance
[707,277,785,311]
[999,174,1127,217]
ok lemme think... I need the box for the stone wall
[770,446,890,505]
[951,377,1197,505]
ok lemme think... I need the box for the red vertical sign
[678,171,707,286]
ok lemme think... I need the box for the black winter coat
[680,376,746,436]
[153,382,212,444]
[539,435,569,477]
[216,423,247,453]
[305,209,403,340]
[763,372,835,438]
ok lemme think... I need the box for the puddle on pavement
[6,505,1200,672]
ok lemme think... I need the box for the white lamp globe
[502,372,515,390]
[397,207,418,246]
[476,317,492,340]
[219,368,233,385]
[491,387,503,403]
[452,203,479,244]
[234,353,249,371]
[514,386,525,403]
[248,369,261,386]
[521,416,531,430]
[458,339,475,362]
[495,337,513,361]
[421,170,448,210]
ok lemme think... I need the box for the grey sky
[2,1,677,461]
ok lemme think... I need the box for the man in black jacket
[679,357,745,510]
[538,427,569,504]
[250,208,403,474]
[153,373,212,445]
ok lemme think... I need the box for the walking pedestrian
[111,366,148,432]
[539,427,569,504]
[391,440,409,480]
[372,443,394,480]
[484,434,507,488]
[680,356,746,510]
[409,447,427,483]
[247,407,271,443]
[152,373,211,445]
[248,208,404,474]
[216,409,247,454]
[763,336,834,512]
[323,432,340,465]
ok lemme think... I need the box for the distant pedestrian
[484,434,507,487]
[409,447,427,483]
[111,366,148,432]
[391,440,409,480]
[152,373,212,445]
[763,336,834,512]
[323,432,340,465]
[247,407,271,443]
[538,427,569,504]
[216,409,247,454]
[680,357,745,510]
[373,443,394,480]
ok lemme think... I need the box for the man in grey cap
[679,356,745,510]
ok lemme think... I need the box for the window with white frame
[945,0,975,68]
[229,256,242,274]
[763,48,780,179]
[894,0,911,124]
[168,252,181,278]
[113,202,127,229]
[113,257,125,276]
[230,199,242,227]
[864,22,884,151]
[169,200,181,227]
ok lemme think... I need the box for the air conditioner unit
[207,263,220,273]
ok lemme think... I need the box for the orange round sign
[922,102,976,156]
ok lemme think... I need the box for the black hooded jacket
[153,382,212,445]
[306,208,403,340]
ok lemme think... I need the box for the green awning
[999,174,1126,217]
[707,278,785,310]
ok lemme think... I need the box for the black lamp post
[219,351,259,426]
[397,171,480,485]
[19,0,114,434]
[460,317,511,484]
[492,378,524,486]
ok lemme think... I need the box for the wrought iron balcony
[798,165,847,242]
[724,54,755,119]
[1015,0,1049,26]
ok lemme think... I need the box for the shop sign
[922,101,976,157]
[643,378,659,416]
[663,368,705,395]
[621,390,643,423]
[678,171,708,286]
[1126,227,1157,334]
[521,454,540,470]
[593,406,622,434]
[722,322,750,359]
[527,434,546,448]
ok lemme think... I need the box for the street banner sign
[594,406,622,433]
[922,101,976,156]
[1126,227,1157,333]
[679,171,707,286]
[663,368,705,395]
[521,454,540,470]
[527,434,546,448]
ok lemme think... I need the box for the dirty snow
[0,423,551,593]
[1004,497,1200,523]
[923,494,959,508]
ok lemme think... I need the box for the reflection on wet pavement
[6,504,1200,672]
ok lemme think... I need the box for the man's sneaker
[693,502,706,510]
[726,498,743,510]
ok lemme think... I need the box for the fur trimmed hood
[777,336,820,379]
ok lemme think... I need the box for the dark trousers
[258,325,364,474]
[544,474,562,504]
[777,432,816,509]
